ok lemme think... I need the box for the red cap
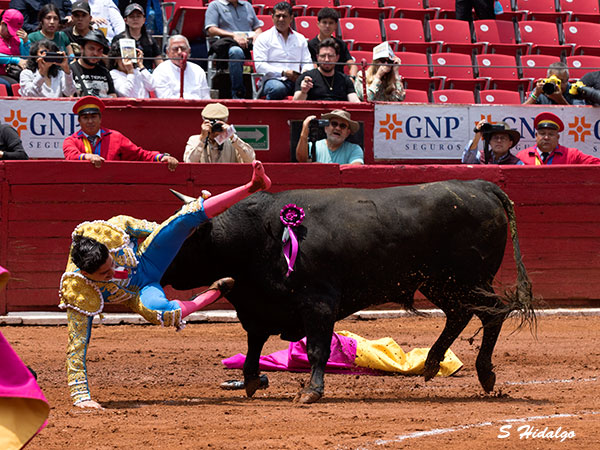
[534,112,564,132]
[72,96,105,115]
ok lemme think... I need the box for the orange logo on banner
[378,113,403,140]
[567,116,592,143]
[3,110,28,137]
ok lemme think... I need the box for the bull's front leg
[294,301,336,404]
[244,331,269,398]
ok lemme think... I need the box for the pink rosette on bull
[280,204,305,277]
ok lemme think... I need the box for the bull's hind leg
[474,304,508,393]
[420,285,473,382]
[244,331,270,398]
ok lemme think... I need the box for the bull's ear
[169,189,196,204]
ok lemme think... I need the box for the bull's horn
[169,189,196,204]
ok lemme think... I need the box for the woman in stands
[113,3,162,71]
[27,4,74,56]
[19,39,77,97]
[354,42,405,102]
[108,37,155,98]
[0,9,29,96]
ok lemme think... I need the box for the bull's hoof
[293,388,322,404]
[479,371,496,393]
[244,375,269,397]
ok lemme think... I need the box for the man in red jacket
[63,96,179,170]
[516,112,600,165]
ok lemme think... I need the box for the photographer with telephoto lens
[462,119,521,165]
[19,39,77,97]
[296,109,364,164]
[183,103,256,163]
[523,62,586,105]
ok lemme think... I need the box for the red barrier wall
[1,161,599,314]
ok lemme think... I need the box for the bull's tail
[489,184,537,332]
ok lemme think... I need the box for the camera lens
[542,82,556,96]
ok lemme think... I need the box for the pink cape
[222,333,381,375]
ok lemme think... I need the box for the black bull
[162,179,536,403]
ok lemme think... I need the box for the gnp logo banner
[374,104,600,160]
[1,99,78,158]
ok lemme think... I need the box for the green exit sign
[235,125,269,150]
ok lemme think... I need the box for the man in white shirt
[87,0,126,43]
[152,35,210,99]
[252,2,312,100]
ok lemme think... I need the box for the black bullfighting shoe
[220,375,269,390]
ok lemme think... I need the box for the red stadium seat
[169,4,207,41]
[0,84,7,96]
[431,52,488,90]
[396,51,442,91]
[11,84,21,97]
[255,14,275,31]
[562,21,600,56]
[494,0,527,21]
[427,0,456,19]
[520,54,562,81]
[433,89,476,104]
[475,54,531,92]
[383,18,440,54]
[429,19,486,56]
[517,21,573,58]
[566,55,600,78]
[294,0,348,17]
[387,0,438,21]
[339,17,382,51]
[252,0,303,16]
[515,0,571,22]
[479,89,523,104]
[340,0,394,19]
[560,0,600,23]
[403,88,430,102]
[473,20,530,57]
[294,16,321,39]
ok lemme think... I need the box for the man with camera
[516,112,600,165]
[295,109,364,164]
[462,119,521,165]
[183,103,256,163]
[523,62,585,106]
[63,96,179,169]
[293,38,360,102]
[205,0,263,99]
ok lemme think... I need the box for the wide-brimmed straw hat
[321,109,360,134]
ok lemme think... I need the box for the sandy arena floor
[2,313,599,449]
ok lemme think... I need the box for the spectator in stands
[253,2,312,100]
[87,0,126,43]
[152,35,210,99]
[63,96,179,169]
[523,62,585,106]
[19,39,77,97]
[108,37,155,98]
[8,0,71,34]
[455,0,495,22]
[0,9,29,96]
[113,3,162,71]
[307,7,356,77]
[184,103,256,163]
[70,30,116,97]
[28,4,74,55]
[462,119,521,165]
[0,122,28,160]
[293,38,359,102]
[579,70,600,105]
[205,0,262,99]
[516,112,600,165]
[64,1,94,57]
[296,109,364,164]
[354,42,404,102]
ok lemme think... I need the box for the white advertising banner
[374,104,600,160]
[1,99,78,158]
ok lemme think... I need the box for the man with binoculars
[183,103,256,163]
[523,62,586,105]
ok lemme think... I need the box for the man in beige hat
[296,109,363,164]
[183,103,256,163]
